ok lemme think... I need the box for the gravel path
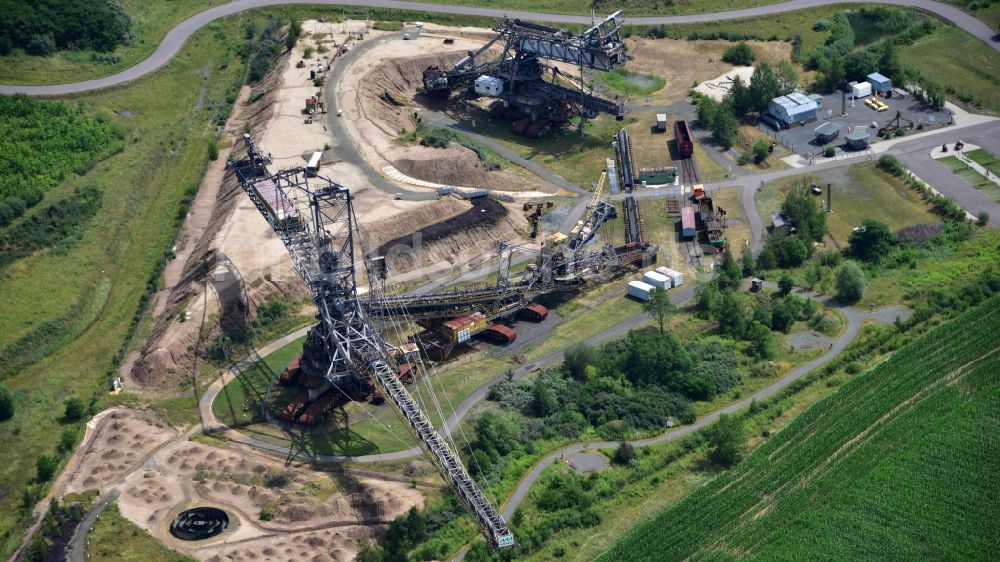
[1,0,997,96]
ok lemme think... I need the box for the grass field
[596,69,666,97]
[0,0,224,84]
[86,503,195,561]
[938,155,1000,201]
[0,14,250,557]
[599,295,1000,562]
[901,25,1000,115]
[966,148,1000,176]
[757,162,939,247]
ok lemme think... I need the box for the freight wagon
[674,120,694,158]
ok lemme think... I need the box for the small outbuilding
[814,122,842,144]
[867,72,892,94]
[628,280,655,302]
[771,211,794,234]
[656,113,668,132]
[474,75,504,96]
[845,130,871,150]
[767,92,819,127]
[851,80,872,99]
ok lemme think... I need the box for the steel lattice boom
[229,135,514,549]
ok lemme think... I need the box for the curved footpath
[1,0,998,96]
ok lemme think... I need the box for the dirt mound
[389,144,541,191]
[359,52,465,136]
[367,197,528,277]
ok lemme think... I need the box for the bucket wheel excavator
[422,11,630,136]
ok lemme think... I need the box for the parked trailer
[674,120,694,158]
[628,280,655,302]
[643,270,670,290]
[305,151,323,176]
[655,266,684,288]
[519,303,549,321]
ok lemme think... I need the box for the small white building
[306,151,323,176]
[644,270,670,290]
[628,280,655,301]
[656,113,668,132]
[851,81,872,99]
[655,267,684,288]
[474,75,504,97]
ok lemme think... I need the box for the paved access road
[1,0,997,96]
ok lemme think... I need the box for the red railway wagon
[482,323,517,345]
[674,120,694,158]
[519,303,549,322]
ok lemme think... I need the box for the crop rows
[599,296,1000,561]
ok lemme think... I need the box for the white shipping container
[852,81,872,99]
[474,75,504,97]
[628,280,654,302]
[643,271,670,290]
[656,267,684,288]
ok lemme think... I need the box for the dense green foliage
[477,329,744,478]
[0,385,12,421]
[722,41,755,65]
[62,397,85,422]
[835,261,867,304]
[706,414,746,467]
[848,219,895,262]
[0,0,130,55]
[0,186,104,269]
[695,96,739,149]
[241,17,284,83]
[0,95,122,226]
[781,184,827,242]
[600,296,1000,561]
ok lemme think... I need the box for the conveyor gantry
[228,136,514,550]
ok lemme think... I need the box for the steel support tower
[229,135,514,549]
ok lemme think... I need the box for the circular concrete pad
[870,306,913,324]
[786,331,833,351]
[566,452,610,473]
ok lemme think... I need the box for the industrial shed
[846,130,871,150]
[867,72,892,94]
[768,92,819,127]
[814,122,842,144]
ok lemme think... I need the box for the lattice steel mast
[229,135,514,549]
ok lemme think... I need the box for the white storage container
[656,267,684,288]
[852,81,872,99]
[643,271,670,290]
[474,75,504,97]
[628,280,654,302]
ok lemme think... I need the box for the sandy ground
[114,437,425,561]
[623,39,792,104]
[695,66,757,102]
[62,409,177,497]
[337,25,551,194]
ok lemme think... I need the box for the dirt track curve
[0,0,997,96]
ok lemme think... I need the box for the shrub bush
[722,42,756,66]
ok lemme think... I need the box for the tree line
[0,0,131,56]
[0,94,124,228]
